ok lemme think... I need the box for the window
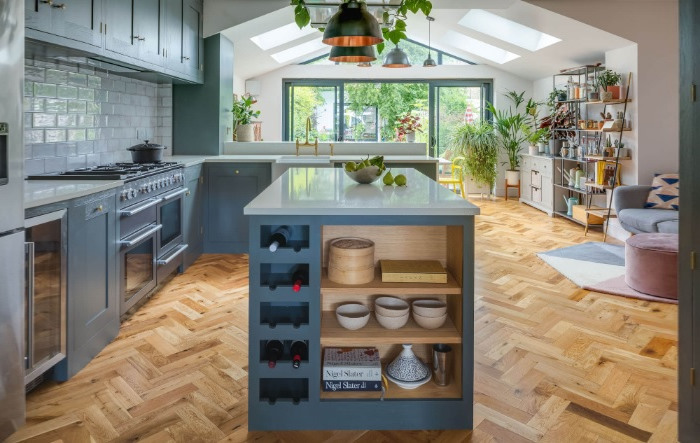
[283,80,491,157]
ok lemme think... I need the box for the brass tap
[296,116,318,156]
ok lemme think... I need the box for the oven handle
[119,197,163,217]
[157,244,188,266]
[161,188,188,202]
[119,224,162,247]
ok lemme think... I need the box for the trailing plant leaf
[450,121,498,190]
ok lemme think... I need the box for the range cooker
[28,162,188,316]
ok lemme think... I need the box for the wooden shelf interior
[320,343,462,400]
[321,267,462,295]
[584,155,632,161]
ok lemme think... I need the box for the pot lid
[127,140,164,151]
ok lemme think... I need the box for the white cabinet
[520,154,554,215]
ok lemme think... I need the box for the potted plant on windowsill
[396,113,423,142]
[451,120,498,198]
[487,90,528,187]
[232,95,261,142]
[597,69,622,101]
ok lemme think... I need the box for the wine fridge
[24,210,67,386]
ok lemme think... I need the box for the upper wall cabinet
[104,1,137,58]
[25,0,203,84]
[26,0,102,49]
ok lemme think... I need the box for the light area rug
[538,242,677,304]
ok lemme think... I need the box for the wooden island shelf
[244,168,478,431]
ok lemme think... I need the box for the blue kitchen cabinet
[25,0,102,49]
[183,164,204,269]
[103,0,138,59]
[204,163,271,254]
[54,191,119,381]
[181,0,204,79]
[133,0,162,63]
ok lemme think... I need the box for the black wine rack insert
[260,224,310,251]
[260,302,309,328]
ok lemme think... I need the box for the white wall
[527,0,679,183]
[233,75,245,98]
[244,63,533,195]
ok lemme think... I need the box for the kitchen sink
[276,155,331,164]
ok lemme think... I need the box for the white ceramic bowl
[375,311,409,329]
[336,304,370,330]
[413,311,447,329]
[344,165,383,184]
[374,296,409,317]
[412,299,447,318]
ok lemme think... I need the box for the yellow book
[379,260,447,284]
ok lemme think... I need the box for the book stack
[322,347,382,392]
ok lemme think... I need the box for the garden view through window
[285,81,490,157]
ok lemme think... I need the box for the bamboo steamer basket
[328,237,375,284]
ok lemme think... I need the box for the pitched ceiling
[219,0,633,81]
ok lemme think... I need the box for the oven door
[119,223,161,315]
[157,188,187,258]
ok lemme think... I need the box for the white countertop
[25,180,124,209]
[164,154,439,168]
[223,141,427,156]
[244,167,480,216]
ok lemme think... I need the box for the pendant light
[383,46,411,68]
[322,0,383,47]
[423,16,437,67]
[329,45,377,63]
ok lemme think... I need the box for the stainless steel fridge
[0,0,26,440]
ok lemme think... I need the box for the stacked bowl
[374,296,409,329]
[411,299,448,329]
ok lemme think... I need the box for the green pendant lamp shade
[423,16,437,67]
[322,0,384,47]
[329,45,377,63]
[383,46,411,68]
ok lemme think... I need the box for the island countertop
[244,167,480,216]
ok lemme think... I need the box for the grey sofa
[613,185,679,234]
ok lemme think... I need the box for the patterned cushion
[645,174,679,210]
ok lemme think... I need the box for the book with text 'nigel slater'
[322,347,381,382]
[323,379,382,392]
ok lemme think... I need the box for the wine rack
[248,216,474,431]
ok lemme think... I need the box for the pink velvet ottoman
[625,233,679,299]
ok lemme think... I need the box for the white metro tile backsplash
[23,59,172,175]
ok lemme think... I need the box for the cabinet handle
[133,35,140,40]
[183,56,190,61]
[40,0,52,4]
[156,244,188,266]
[185,191,191,196]
[95,205,104,213]
[138,37,145,41]
[52,3,66,9]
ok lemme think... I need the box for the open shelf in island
[320,312,462,346]
[321,267,462,295]
[320,377,462,400]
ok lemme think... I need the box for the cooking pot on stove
[127,140,165,163]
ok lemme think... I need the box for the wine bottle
[292,268,307,292]
[268,226,292,252]
[265,340,284,368]
[290,341,307,369]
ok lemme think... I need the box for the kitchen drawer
[531,186,542,203]
[531,170,543,188]
[532,157,553,177]
[83,197,112,221]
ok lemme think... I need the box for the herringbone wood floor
[8,199,678,442]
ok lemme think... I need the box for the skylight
[251,23,318,51]
[458,10,561,52]
[271,39,328,64]
[444,31,519,64]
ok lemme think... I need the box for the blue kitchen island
[244,168,479,430]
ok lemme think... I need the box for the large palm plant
[450,120,498,192]
[486,90,528,171]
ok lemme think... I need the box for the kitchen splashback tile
[22,59,171,175]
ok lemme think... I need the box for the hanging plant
[290,0,433,54]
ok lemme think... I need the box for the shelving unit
[550,66,633,226]
[247,215,474,431]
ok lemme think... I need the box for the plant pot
[587,91,599,101]
[557,92,567,102]
[405,132,416,142]
[600,90,613,102]
[606,85,621,100]
[236,123,255,142]
[548,139,555,155]
[537,142,546,154]
[505,170,519,186]
[528,145,538,155]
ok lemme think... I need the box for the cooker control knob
[169,176,174,185]
[120,190,128,201]
[129,189,137,199]
[141,184,148,193]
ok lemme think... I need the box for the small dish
[374,296,409,317]
[375,311,408,329]
[413,312,447,329]
[412,299,447,317]
[336,304,370,330]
